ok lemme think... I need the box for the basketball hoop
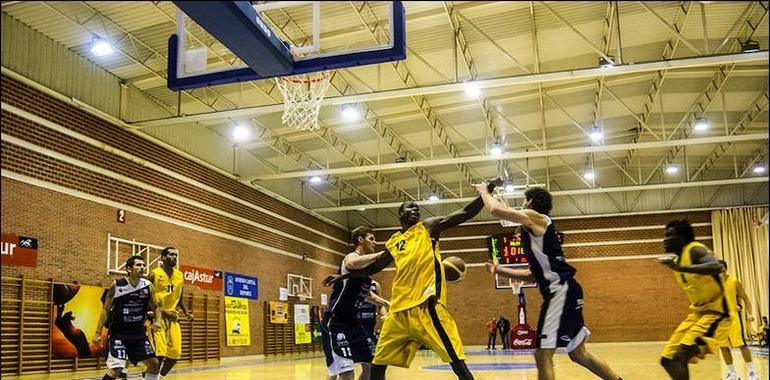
[509,278,523,295]
[275,70,332,131]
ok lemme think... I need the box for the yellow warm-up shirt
[385,222,447,313]
[151,266,184,310]
[673,242,726,314]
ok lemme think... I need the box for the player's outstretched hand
[657,254,677,268]
[485,261,497,274]
[323,274,343,287]
[92,331,102,344]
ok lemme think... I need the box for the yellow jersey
[673,242,726,314]
[385,222,447,313]
[723,275,739,317]
[151,266,184,310]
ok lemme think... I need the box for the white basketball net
[509,278,523,295]
[275,70,332,131]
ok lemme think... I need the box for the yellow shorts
[372,299,464,368]
[661,312,731,359]
[720,313,747,348]
[150,317,182,359]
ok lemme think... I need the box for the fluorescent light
[465,82,481,97]
[753,165,766,174]
[504,183,515,193]
[309,176,323,184]
[428,194,439,202]
[90,37,114,56]
[666,165,679,174]
[342,105,359,121]
[489,144,503,156]
[589,127,603,143]
[583,170,595,180]
[357,207,366,211]
[693,117,709,131]
[232,125,251,140]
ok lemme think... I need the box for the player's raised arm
[323,249,394,286]
[475,183,547,235]
[485,262,535,282]
[425,178,503,237]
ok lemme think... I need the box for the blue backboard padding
[168,1,406,91]
[172,1,293,78]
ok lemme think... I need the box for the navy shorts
[321,316,375,376]
[105,334,155,369]
[536,279,591,353]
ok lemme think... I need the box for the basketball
[52,284,80,305]
[443,256,466,284]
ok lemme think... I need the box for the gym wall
[0,74,348,357]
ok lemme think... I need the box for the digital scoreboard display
[487,229,564,290]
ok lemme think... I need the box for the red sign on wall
[2,234,38,267]
[180,264,223,291]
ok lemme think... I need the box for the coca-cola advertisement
[510,292,536,349]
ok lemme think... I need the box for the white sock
[747,361,755,371]
[726,364,735,372]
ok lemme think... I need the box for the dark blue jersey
[109,278,152,337]
[325,254,372,323]
[521,216,577,296]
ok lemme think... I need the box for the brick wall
[0,73,349,357]
[372,210,711,345]
[1,178,333,357]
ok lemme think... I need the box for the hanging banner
[295,323,312,344]
[181,265,223,291]
[224,272,259,299]
[224,296,250,346]
[294,304,311,344]
[269,301,289,324]
[2,234,38,267]
[51,284,109,358]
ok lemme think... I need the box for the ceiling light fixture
[666,165,679,174]
[583,170,595,180]
[693,117,709,131]
[465,82,481,97]
[342,104,359,121]
[428,193,440,202]
[753,164,766,174]
[309,175,323,184]
[589,126,603,143]
[90,36,114,56]
[489,143,503,156]
[232,124,251,140]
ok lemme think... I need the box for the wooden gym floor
[6,342,768,380]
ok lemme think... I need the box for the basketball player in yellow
[658,220,731,380]
[324,180,503,380]
[147,247,193,378]
[718,260,759,380]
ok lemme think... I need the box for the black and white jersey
[356,282,378,334]
[109,278,152,337]
[325,255,372,324]
[521,216,577,296]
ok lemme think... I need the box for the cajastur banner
[2,233,38,267]
[180,264,223,291]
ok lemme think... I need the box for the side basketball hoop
[275,70,332,131]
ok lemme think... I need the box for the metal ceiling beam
[642,2,767,184]
[62,2,376,207]
[538,1,615,65]
[638,2,703,56]
[691,88,769,181]
[248,133,767,181]
[352,1,478,191]
[310,177,768,212]
[130,50,769,128]
[257,8,454,200]
[622,1,692,172]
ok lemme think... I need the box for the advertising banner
[224,296,250,346]
[181,265,223,291]
[51,284,108,357]
[269,301,289,324]
[224,272,258,300]
[2,234,38,267]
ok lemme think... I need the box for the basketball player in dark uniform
[476,184,622,380]
[93,255,162,380]
[322,226,383,380]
